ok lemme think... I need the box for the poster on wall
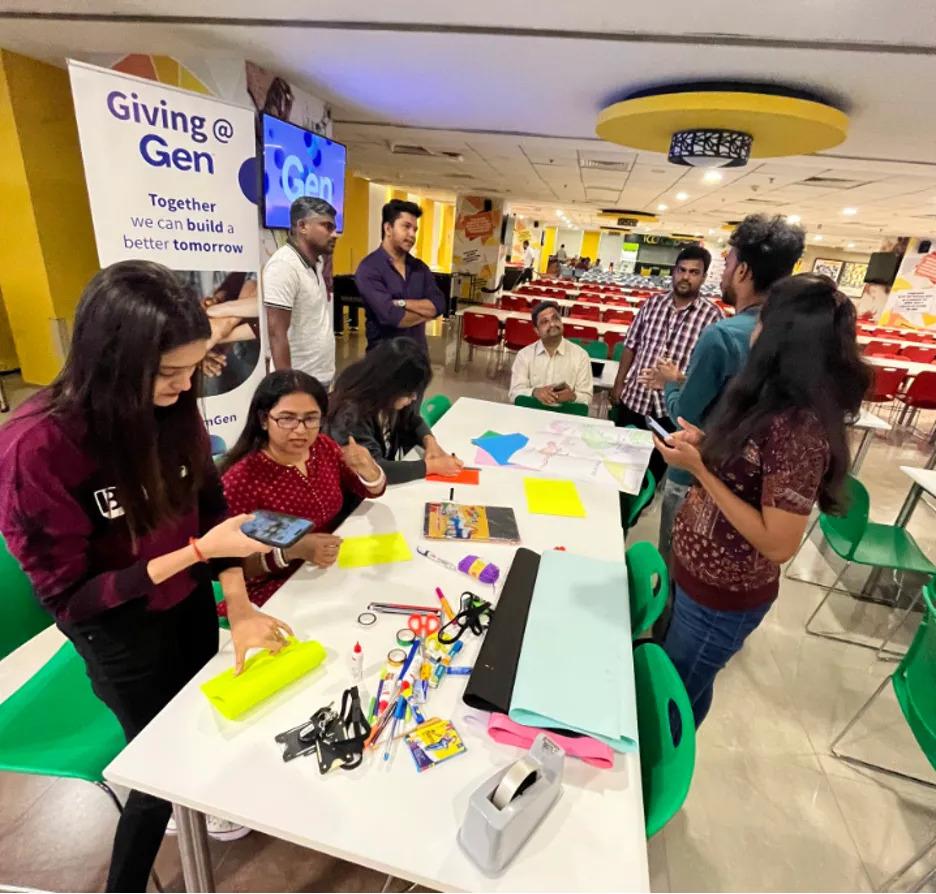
[812,258,844,281]
[68,59,263,453]
[453,195,505,293]
[879,238,936,329]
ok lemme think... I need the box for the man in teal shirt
[639,214,806,564]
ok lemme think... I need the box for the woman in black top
[326,338,463,483]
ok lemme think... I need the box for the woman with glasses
[219,369,386,608]
[326,337,464,482]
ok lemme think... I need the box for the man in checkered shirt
[610,244,721,484]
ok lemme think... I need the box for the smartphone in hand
[645,415,674,445]
[241,510,315,548]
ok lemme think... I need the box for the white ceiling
[5,1,936,250]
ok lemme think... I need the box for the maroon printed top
[0,395,232,624]
[221,434,385,607]
[672,409,830,611]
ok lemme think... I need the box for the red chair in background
[515,286,536,296]
[565,322,599,341]
[901,346,936,363]
[603,330,626,357]
[603,309,634,324]
[864,366,907,413]
[895,371,936,429]
[570,304,601,321]
[865,341,903,358]
[462,312,501,364]
[500,295,530,313]
[503,317,539,353]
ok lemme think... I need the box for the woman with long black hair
[0,261,292,890]
[654,274,871,728]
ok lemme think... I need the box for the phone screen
[241,510,315,548]
[645,416,674,444]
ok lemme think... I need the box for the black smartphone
[645,415,674,445]
[241,510,315,548]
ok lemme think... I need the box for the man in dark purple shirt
[354,199,447,352]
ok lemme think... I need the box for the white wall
[556,228,582,257]
[598,231,624,268]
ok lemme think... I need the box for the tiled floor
[2,320,936,892]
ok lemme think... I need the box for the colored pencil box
[201,637,326,720]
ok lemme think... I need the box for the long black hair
[219,369,328,474]
[327,337,431,426]
[701,273,871,513]
[48,260,212,536]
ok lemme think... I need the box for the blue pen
[383,695,408,761]
[397,637,420,683]
[408,698,426,725]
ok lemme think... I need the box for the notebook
[423,502,521,543]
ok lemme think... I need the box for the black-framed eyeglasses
[269,414,321,431]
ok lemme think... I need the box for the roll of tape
[490,757,540,810]
[396,628,415,648]
[357,611,377,627]
[386,648,407,667]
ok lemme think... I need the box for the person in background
[0,261,292,889]
[556,243,568,263]
[608,261,615,273]
[594,257,603,271]
[509,301,593,407]
[326,338,464,483]
[609,244,721,484]
[355,199,447,354]
[654,274,870,728]
[640,215,806,566]
[219,370,386,609]
[264,197,338,386]
[519,239,537,283]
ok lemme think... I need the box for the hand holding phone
[240,510,315,548]
[645,415,674,446]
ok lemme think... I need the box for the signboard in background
[68,59,263,453]
[879,237,936,329]
[453,195,505,294]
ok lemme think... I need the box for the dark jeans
[662,583,772,728]
[58,585,219,891]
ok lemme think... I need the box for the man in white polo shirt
[509,301,593,407]
[264,197,338,385]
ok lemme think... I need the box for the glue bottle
[350,641,363,683]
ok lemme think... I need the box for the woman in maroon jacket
[0,261,291,891]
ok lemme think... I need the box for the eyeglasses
[269,414,321,431]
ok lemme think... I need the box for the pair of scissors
[408,612,441,640]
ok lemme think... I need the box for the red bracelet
[189,537,207,563]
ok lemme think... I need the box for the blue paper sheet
[469,432,529,466]
[508,549,638,753]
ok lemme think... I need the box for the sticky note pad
[338,532,413,568]
[523,478,586,518]
[426,468,480,485]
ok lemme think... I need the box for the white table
[852,409,893,471]
[104,398,649,893]
[865,355,936,379]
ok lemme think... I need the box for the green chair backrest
[627,540,669,638]
[0,533,52,661]
[818,475,869,560]
[213,580,231,631]
[513,395,589,416]
[613,341,626,362]
[621,468,656,530]
[569,338,609,360]
[892,581,936,773]
[634,642,696,837]
[420,393,452,427]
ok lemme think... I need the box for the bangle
[259,553,271,574]
[189,537,207,563]
[357,466,386,489]
[272,547,289,569]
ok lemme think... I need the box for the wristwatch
[393,299,406,308]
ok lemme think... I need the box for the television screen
[262,113,346,231]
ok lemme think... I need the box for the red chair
[515,286,536,296]
[895,371,936,428]
[570,304,601,321]
[603,330,626,356]
[500,295,530,313]
[503,317,538,352]
[462,312,501,363]
[901,346,936,363]
[603,309,635,325]
[866,341,902,358]
[565,323,599,341]
[864,366,907,409]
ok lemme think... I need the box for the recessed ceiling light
[842,207,858,216]
[847,242,856,248]
[787,214,801,224]
[702,170,723,183]
[814,234,824,241]
[708,228,715,235]
[676,192,689,201]
[555,209,564,216]
[657,203,668,211]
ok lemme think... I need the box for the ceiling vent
[581,158,633,172]
[390,143,464,162]
[798,176,866,189]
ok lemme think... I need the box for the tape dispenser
[458,733,564,875]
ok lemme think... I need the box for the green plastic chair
[568,338,609,360]
[0,534,53,660]
[805,475,936,654]
[513,394,589,416]
[626,540,669,639]
[634,642,696,837]
[612,341,627,362]
[620,468,656,531]
[420,393,452,427]
[830,581,936,890]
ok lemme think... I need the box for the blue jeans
[663,583,772,728]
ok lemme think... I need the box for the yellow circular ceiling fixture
[596,85,849,167]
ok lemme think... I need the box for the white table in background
[103,397,649,893]
[865,355,936,379]
[852,409,893,471]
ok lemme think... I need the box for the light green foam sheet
[201,637,326,720]
[508,549,638,752]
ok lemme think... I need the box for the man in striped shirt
[609,245,721,484]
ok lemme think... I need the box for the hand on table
[291,532,343,569]
[532,386,559,406]
[229,606,294,675]
[426,453,464,478]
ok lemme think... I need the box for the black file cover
[462,547,541,715]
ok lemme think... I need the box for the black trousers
[613,403,673,490]
[58,584,219,892]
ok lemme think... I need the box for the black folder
[462,547,541,715]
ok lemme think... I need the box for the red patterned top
[672,410,830,611]
[221,434,385,607]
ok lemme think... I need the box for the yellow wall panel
[581,230,600,262]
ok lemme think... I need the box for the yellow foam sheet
[338,531,413,568]
[523,478,587,518]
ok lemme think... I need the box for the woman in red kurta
[220,370,386,608]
